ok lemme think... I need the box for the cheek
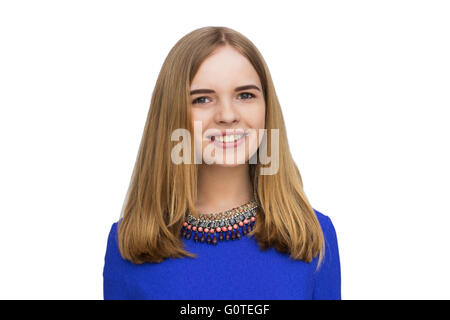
[248,103,265,129]
[190,110,210,151]
[245,103,265,153]
[190,109,200,128]
[190,110,206,136]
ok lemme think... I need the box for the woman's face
[190,45,266,166]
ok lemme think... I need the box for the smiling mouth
[209,133,248,142]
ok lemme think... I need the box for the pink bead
[251,217,255,222]
[222,226,228,232]
[183,222,188,227]
[244,219,249,224]
[198,227,203,232]
[204,228,209,233]
[227,226,233,231]
[192,226,197,231]
[210,228,215,234]
[216,227,221,232]
[187,225,192,230]
[238,221,244,227]
[233,224,238,229]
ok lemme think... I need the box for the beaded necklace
[181,199,259,245]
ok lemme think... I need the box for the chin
[204,155,249,167]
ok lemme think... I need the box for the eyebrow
[189,85,261,95]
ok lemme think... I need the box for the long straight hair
[117,26,325,268]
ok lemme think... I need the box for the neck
[195,164,253,215]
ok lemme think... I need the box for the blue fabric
[103,209,341,300]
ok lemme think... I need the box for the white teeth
[214,134,245,143]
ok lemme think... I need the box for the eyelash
[192,92,255,105]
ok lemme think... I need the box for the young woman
[103,26,341,300]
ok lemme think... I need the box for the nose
[214,98,239,126]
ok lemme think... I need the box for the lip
[210,132,249,149]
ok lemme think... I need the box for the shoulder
[313,208,337,238]
[313,208,329,224]
[312,208,339,258]
[103,221,122,275]
[107,221,119,240]
[103,221,135,299]
[105,221,119,251]
[311,208,341,299]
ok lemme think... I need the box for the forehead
[190,46,262,90]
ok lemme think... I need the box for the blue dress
[103,209,341,299]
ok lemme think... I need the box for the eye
[238,92,255,100]
[192,96,211,104]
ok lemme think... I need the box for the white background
[0,0,449,299]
